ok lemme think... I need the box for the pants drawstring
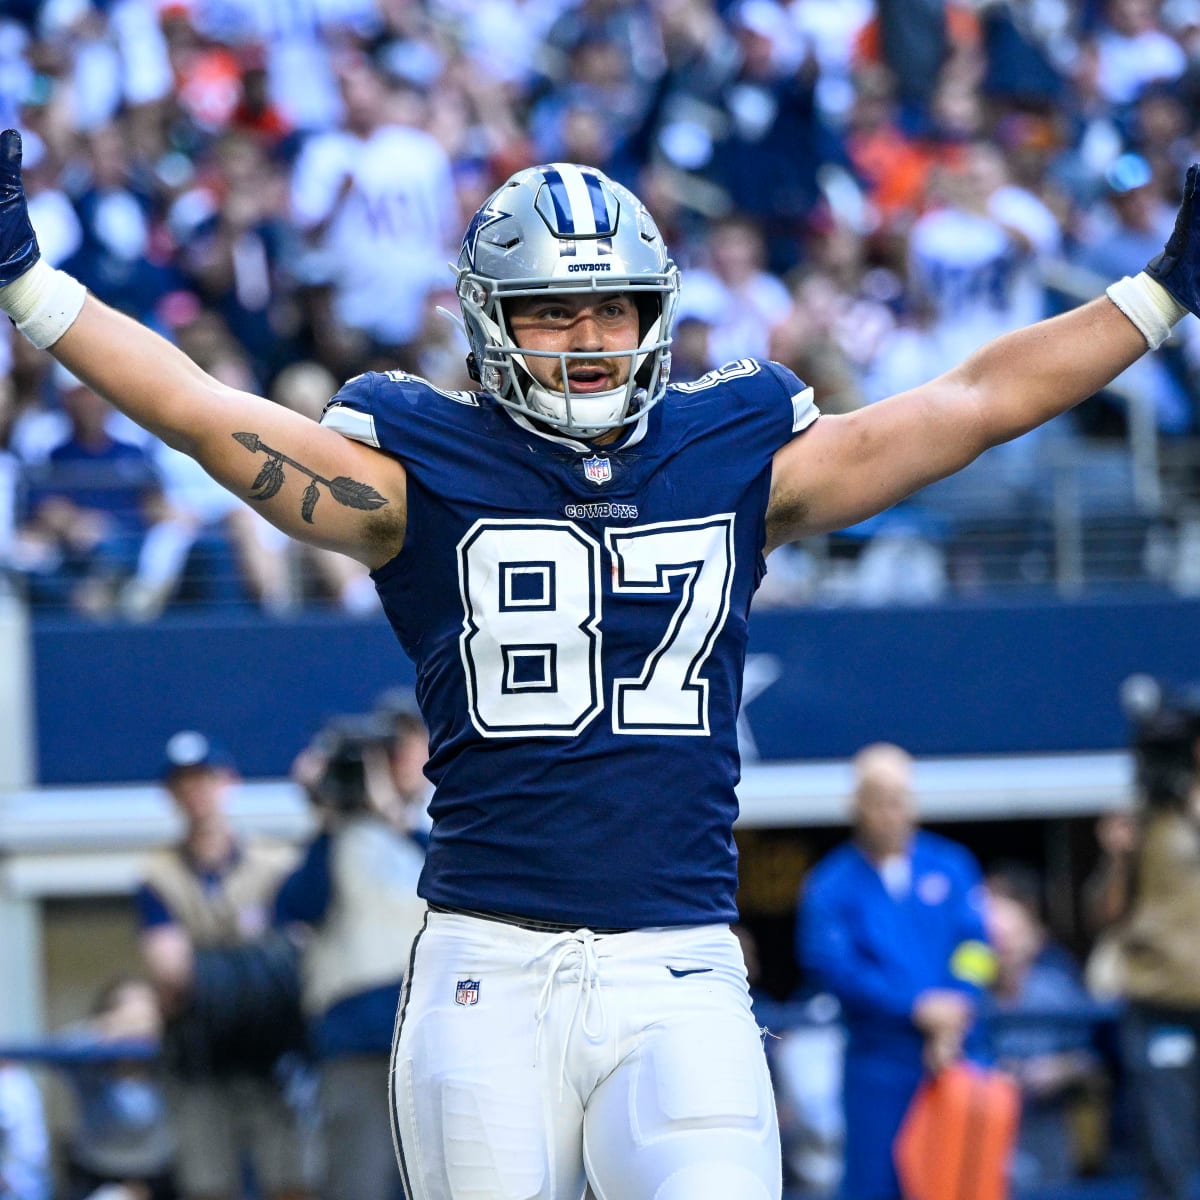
[529,929,608,1100]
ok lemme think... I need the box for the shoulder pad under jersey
[320,370,483,448]
[670,358,818,437]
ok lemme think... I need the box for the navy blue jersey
[321,361,817,927]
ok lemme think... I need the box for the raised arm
[0,130,407,568]
[765,167,1200,551]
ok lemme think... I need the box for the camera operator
[1110,677,1200,1200]
[273,705,428,1200]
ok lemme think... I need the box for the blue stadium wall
[33,595,1200,784]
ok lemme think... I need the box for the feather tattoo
[233,432,388,523]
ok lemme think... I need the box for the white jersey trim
[322,404,381,448]
[506,406,650,453]
[791,387,818,433]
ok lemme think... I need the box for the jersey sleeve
[721,358,819,467]
[761,359,819,438]
[321,371,488,465]
[672,358,818,451]
[320,372,384,448]
[669,358,819,479]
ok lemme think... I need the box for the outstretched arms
[765,168,1199,552]
[0,130,407,568]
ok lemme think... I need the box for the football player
[2,137,1196,1199]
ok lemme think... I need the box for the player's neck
[524,414,623,448]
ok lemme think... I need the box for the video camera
[307,712,394,814]
[1121,674,1200,809]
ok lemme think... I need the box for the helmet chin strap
[524,378,631,438]
[510,348,633,437]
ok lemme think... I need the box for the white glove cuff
[0,259,87,349]
[1106,272,1189,351]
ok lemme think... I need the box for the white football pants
[389,909,781,1200]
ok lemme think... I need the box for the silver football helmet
[456,162,681,439]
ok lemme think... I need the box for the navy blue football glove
[0,129,41,289]
[1146,163,1200,317]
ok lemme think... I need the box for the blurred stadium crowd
[4,0,1200,615]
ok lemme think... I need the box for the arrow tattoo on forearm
[233,432,389,524]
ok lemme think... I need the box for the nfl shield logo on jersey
[455,979,480,1006]
[582,455,612,485]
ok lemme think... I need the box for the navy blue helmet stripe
[542,168,575,234]
[581,171,614,235]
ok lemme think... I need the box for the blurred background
[5,0,1200,1197]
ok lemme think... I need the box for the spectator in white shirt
[289,53,459,371]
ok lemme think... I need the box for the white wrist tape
[1106,271,1189,351]
[0,259,87,349]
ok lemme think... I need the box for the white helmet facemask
[456,163,680,440]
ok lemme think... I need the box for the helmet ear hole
[633,294,659,341]
[632,294,663,388]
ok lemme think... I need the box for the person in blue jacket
[796,743,996,1200]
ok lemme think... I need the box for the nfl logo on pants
[455,979,480,1006]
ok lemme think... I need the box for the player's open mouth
[565,369,611,393]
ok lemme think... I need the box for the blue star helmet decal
[461,200,507,266]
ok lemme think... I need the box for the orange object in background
[894,1063,1021,1200]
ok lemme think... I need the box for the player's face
[507,293,640,394]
